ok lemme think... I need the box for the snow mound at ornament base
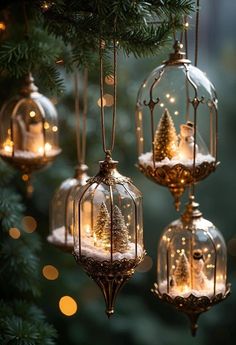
[158,280,226,298]
[139,152,215,168]
[74,236,144,261]
[47,227,73,246]
[0,148,60,159]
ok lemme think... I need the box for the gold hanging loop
[194,0,200,66]
[99,37,117,157]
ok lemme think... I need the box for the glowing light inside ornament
[29,111,36,118]
[3,138,13,153]
[59,296,78,316]
[42,265,59,280]
[52,125,58,132]
[37,142,52,155]
[9,227,21,239]
[44,122,50,130]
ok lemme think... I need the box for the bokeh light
[105,75,115,85]
[0,22,6,31]
[22,216,37,233]
[97,97,106,107]
[59,296,78,316]
[9,227,21,239]
[103,93,114,107]
[42,265,59,280]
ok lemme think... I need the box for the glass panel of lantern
[135,42,218,209]
[48,165,89,252]
[72,158,145,316]
[0,74,61,174]
[73,166,144,262]
[157,216,227,297]
[153,196,230,335]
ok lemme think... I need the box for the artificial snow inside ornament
[136,41,219,210]
[48,164,89,252]
[152,195,230,336]
[0,74,61,194]
[72,154,145,317]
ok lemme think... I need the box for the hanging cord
[74,68,88,165]
[99,38,117,157]
[184,15,189,59]
[22,0,29,37]
[194,0,200,66]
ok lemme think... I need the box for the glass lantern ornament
[48,164,89,252]
[0,73,61,192]
[72,154,145,317]
[136,41,219,210]
[152,195,230,336]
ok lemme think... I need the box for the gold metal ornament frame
[0,74,61,191]
[73,155,145,317]
[136,42,218,210]
[152,196,230,336]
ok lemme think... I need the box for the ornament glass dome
[152,196,230,335]
[136,41,218,210]
[48,164,89,252]
[0,74,61,177]
[72,155,145,317]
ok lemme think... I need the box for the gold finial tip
[106,309,114,318]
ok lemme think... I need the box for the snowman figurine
[178,121,198,160]
[192,249,208,291]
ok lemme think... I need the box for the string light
[59,296,78,316]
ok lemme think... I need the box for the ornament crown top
[165,40,191,65]
[20,73,39,96]
[181,195,203,224]
[88,153,131,186]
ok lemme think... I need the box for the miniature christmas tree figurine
[153,108,178,161]
[94,202,110,241]
[112,205,129,253]
[192,249,208,290]
[178,121,198,160]
[173,251,190,290]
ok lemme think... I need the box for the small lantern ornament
[152,196,230,335]
[135,41,218,210]
[48,70,89,252]
[73,154,145,317]
[0,73,61,193]
[48,164,89,252]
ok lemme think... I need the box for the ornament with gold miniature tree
[153,108,178,161]
[152,195,230,336]
[72,39,145,317]
[136,38,219,210]
[0,73,61,195]
[94,201,110,241]
[173,250,190,289]
[112,205,130,253]
[48,70,89,252]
